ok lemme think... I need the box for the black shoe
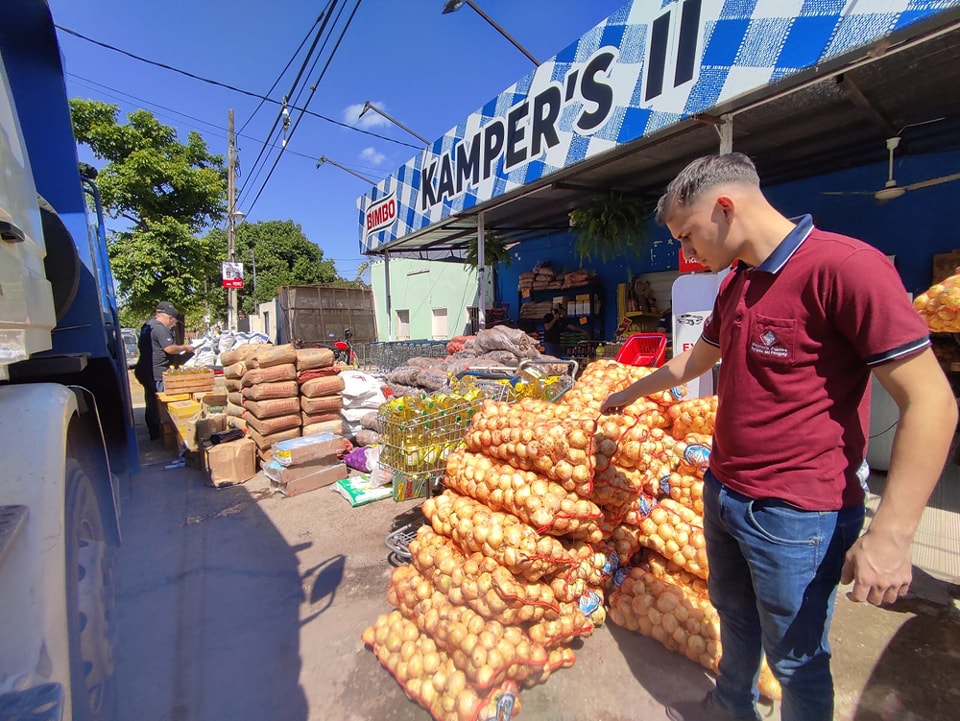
[665,691,761,721]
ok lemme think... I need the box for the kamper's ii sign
[358,0,959,253]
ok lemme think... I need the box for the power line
[238,14,323,135]
[54,23,421,150]
[244,0,366,217]
[67,71,388,174]
[238,4,338,204]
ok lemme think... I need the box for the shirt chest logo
[749,317,796,363]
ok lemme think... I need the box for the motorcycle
[330,328,357,366]
[293,329,357,366]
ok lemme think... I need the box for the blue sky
[48,0,627,281]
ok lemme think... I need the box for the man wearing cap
[134,301,194,440]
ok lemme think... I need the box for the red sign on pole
[222,261,244,288]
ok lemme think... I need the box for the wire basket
[377,391,485,497]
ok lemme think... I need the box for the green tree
[69,99,226,327]
[203,220,340,315]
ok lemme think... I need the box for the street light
[359,101,430,146]
[442,0,540,66]
[316,156,378,184]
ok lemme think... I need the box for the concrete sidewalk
[117,375,959,721]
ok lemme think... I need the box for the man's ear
[716,195,734,222]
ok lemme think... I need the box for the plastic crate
[616,333,667,367]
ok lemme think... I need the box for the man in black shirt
[542,304,584,358]
[134,301,193,440]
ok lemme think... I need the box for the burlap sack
[295,347,335,371]
[297,367,342,384]
[300,394,344,414]
[300,375,346,398]
[302,419,347,437]
[247,426,301,451]
[244,397,301,420]
[242,363,297,387]
[251,344,298,369]
[220,343,266,367]
[301,410,341,426]
[243,412,301,436]
[241,381,300,401]
[222,361,247,379]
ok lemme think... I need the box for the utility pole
[226,109,238,331]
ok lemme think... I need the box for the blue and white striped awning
[357,0,960,256]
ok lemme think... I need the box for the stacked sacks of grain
[297,347,346,436]
[220,343,269,431]
[241,344,300,464]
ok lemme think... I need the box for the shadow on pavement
[851,591,960,721]
[114,408,313,721]
[605,617,718,710]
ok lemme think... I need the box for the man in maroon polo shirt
[601,153,956,721]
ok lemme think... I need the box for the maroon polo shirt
[701,215,930,510]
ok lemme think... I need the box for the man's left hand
[840,529,913,606]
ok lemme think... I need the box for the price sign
[579,316,588,325]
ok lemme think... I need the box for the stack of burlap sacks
[220,343,346,465]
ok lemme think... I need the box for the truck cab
[0,2,135,719]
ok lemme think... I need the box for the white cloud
[359,147,386,166]
[342,101,391,129]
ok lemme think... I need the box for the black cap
[156,301,180,318]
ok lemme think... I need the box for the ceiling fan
[822,136,960,202]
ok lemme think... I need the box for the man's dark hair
[655,153,760,225]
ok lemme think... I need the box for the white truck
[0,2,135,719]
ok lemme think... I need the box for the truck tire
[65,459,117,721]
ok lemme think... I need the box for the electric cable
[244,0,365,216]
[238,13,323,135]
[239,1,339,204]
[54,23,420,149]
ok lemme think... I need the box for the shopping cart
[448,358,579,403]
[382,358,577,561]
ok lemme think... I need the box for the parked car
[121,328,139,368]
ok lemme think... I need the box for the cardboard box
[272,462,347,497]
[932,250,960,284]
[203,437,257,488]
[273,433,347,467]
[186,414,226,452]
[262,456,342,484]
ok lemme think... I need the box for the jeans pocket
[746,499,820,546]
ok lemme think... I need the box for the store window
[431,307,448,340]
[396,309,410,340]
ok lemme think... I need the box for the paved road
[115,380,959,721]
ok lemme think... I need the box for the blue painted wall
[497,149,960,336]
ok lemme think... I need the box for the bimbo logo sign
[365,192,396,238]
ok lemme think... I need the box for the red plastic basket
[615,333,667,367]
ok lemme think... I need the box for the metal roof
[365,12,960,260]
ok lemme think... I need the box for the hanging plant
[466,230,512,269]
[568,193,651,264]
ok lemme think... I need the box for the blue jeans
[703,470,864,721]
